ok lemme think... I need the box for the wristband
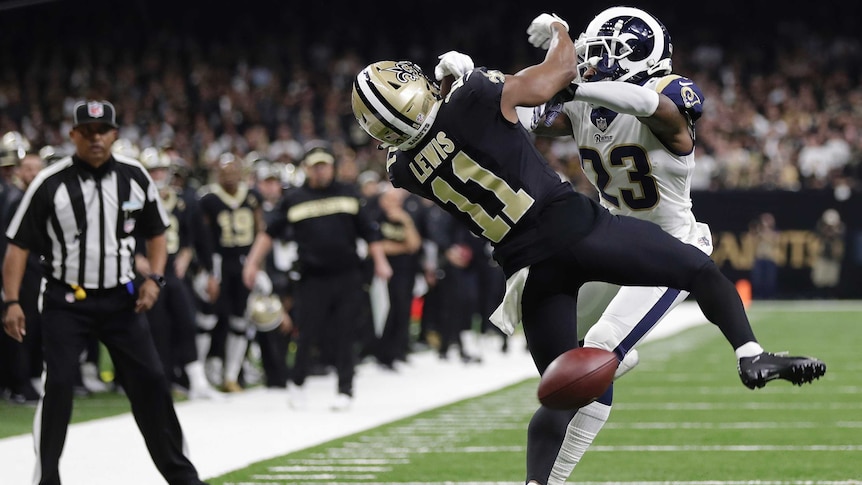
[3,300,20,309]
[148,273,167,288]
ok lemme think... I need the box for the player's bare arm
[501,20,576,124]
[637,94,694,154]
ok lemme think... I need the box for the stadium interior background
[0,0,859,298]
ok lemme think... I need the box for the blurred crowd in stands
[0,1,860,405]
[0,1,859,195]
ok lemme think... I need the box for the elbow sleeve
[573,81,660,117]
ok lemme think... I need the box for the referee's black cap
[73,100,119,129]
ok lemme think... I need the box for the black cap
[73,100,118,128]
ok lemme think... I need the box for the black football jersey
[388,68,599,275]
[198,183,262,261]
[266,181,382,275]
[160,188,191,258]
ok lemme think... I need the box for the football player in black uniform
[197,153,265,392]
[140,148,221,400]
[351,12,826,485]
[243,147,392,411]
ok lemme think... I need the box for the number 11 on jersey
[431,152,534,243]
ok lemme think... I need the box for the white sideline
[0,303,707,485]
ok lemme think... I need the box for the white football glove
[434,50,474,81]
[526,13,569,50]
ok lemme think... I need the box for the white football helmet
[575,6,672,84]
[352,60,442,150]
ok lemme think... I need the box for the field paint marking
[283,459,410,465]
[603,421,862,429]
[614,402,862,411]
[267,466,392,472]
[228,480,862,485]
[587,445,862,452]
[621,386,862,395]
[284,445,862,454]
[748,300,862,312]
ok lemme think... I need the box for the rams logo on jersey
[681,85,702,110]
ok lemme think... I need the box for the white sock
[195,333,211,364]
[735,341,765,359]
[224,333,248,383]
[460,330,481,358]
[185,360,210,390]
[547,401,612,485]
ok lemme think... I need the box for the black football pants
[523,211,755,485]
[291,269,363,396]
[36,281,202,485]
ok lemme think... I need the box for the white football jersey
[563,74,712,253]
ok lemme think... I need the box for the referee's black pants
[36,281,203,485]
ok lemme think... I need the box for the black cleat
[738,352,826,389]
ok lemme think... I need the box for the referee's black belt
[47,278,132,298]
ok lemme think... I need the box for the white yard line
[5,300,790,485]
[233,478,862,485]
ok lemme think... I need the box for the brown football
[537,347,618,410]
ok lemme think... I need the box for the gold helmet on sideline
[247,294,284,333]
[246,272,283,332]
[0,131,31,167]
[112,138,140,159]
[140,147,171,170]
[351,60,441,150]
[140,147,173,190]
[39,145,68,164]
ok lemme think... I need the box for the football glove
[434,51,475,81]
[526,13,569,50]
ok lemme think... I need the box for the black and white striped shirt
[6,154,169,290]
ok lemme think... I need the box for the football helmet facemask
[352,60,442,150]
[575,6,672,84]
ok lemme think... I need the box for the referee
[2,100,208,485]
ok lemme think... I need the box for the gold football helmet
[112,138,140,159]
[140,147,171,170]
[351,60,441,150]
[0,131,31,167]
[140,147,173,189]
[246,293,284,333]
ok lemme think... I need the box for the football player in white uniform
[514,6,826,483]
[536,6,714,374]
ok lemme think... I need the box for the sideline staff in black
[2,100,208,485]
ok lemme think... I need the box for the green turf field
[2,304,859,483]
[211,304,861,484]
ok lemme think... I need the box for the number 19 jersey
[388,68,600,276]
